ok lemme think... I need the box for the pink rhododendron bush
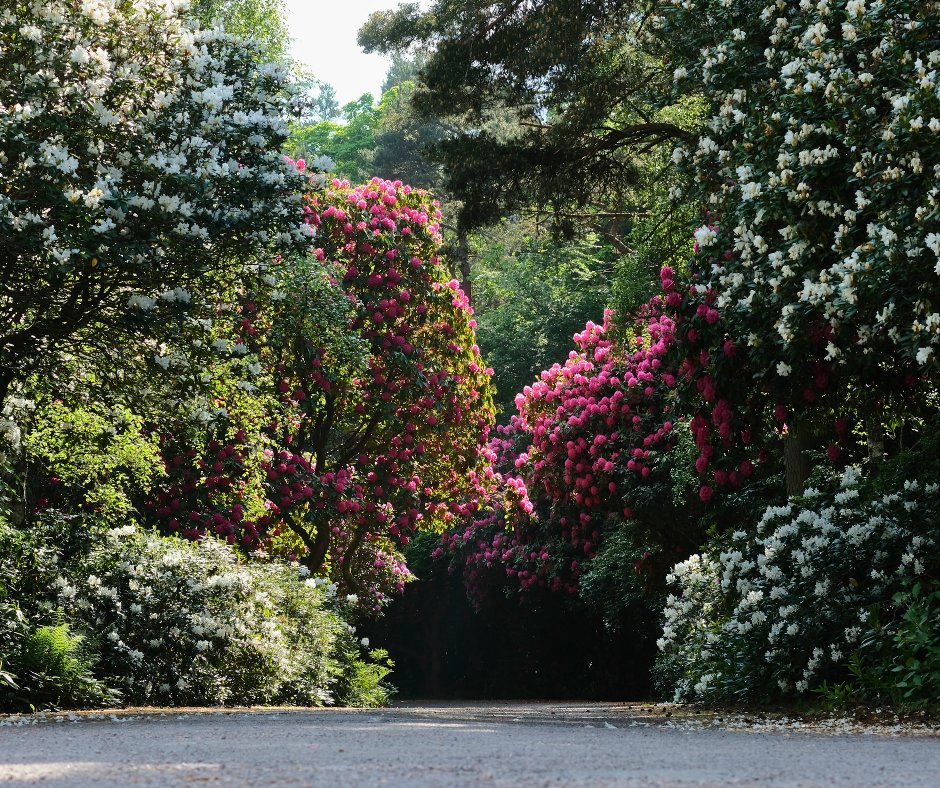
[436,298,705,612]
[144,177,495,611]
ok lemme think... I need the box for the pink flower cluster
[439,300,687,600]
[148,177,495,609]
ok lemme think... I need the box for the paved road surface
[1,702,938,786]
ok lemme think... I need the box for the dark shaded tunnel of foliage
[363,557,658,701]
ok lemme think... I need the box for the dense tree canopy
[6,0,940,718]
[359,0,693,235]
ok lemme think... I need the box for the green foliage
[289,95,379,181]
[578,526,665,626]
[309,80,341,122]
[610,109,700,316]
[382,51,429,94]
[335,648,396,707]
[24,401,162,527]
[373,81,446,190]
[873,584,940,708]
[0,513,116,711]
[0,599,26,698]
[15,622,117,711]
[360,0,692,233]
[471,227,615,416]
[818,580,940,712]
[667,421,698,509]
[189,0,290,62]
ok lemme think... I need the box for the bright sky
[283,0,420,106]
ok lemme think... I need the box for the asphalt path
[1,702,938,786]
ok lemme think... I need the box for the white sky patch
[283,0,428,106]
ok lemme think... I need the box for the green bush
[14,622,117,710]
[817,580,940,712]
[1,513,117,711]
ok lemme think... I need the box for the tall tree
[359,0,694,237]
[147,179,495,607]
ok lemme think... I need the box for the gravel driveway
[1,702,938,786]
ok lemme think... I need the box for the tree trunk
[285,511,330,575]
[865,415,885,460]
[783,420,813,497]
[0,368,12,412]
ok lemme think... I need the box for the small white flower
[70,46,90,65]
[694,226,718,248]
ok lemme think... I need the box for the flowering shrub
[0,0,308,402]
[1,506,120,711]
[54,527,377,707]
[440,303,702,602]
[656,466,940,701]
[652,0,940,484]
[146,178,495,609]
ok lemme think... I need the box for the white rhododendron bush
[0,0,308,398]
[659,0,940,389]
[656,468,940,701]
[648,0,940,703]
[55,528,365,707]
